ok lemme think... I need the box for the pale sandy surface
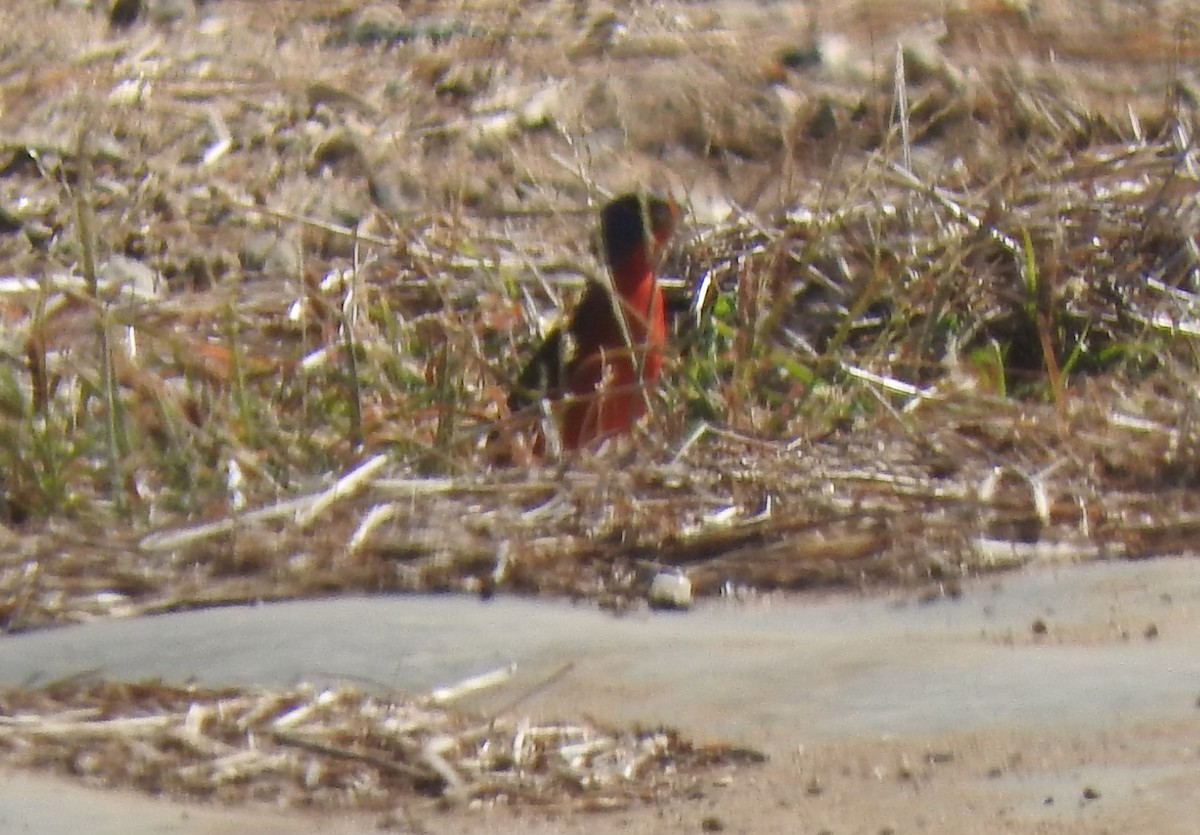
[2,557,1199,834]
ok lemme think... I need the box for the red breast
[558,193,678,448]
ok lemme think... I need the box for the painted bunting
[508,192,680,452]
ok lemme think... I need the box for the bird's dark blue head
[600,193,679,271]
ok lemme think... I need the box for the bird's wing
[508,279,623,413]
[508,326,565,413]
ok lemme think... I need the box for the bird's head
[600,193,680,281]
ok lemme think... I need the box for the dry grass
[0,674,760,811]
[3,0,1200,615]
[3,0,1200,630]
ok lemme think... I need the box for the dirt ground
[4,555,1200,834]
[9,721,1199,835]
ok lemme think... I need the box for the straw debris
[0,6,1199,625]
[0,677,759,809]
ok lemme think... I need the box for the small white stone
[648,572,692,611]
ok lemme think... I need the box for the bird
[506,192,680,453]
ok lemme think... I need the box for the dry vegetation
[2,0,1199,626]
[0,674,760,811]
[2,0,1200,808]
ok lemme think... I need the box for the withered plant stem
[73,126,127,515]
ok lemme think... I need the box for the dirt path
[2,557,1199,833]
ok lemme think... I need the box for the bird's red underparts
[509,193,679,451]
